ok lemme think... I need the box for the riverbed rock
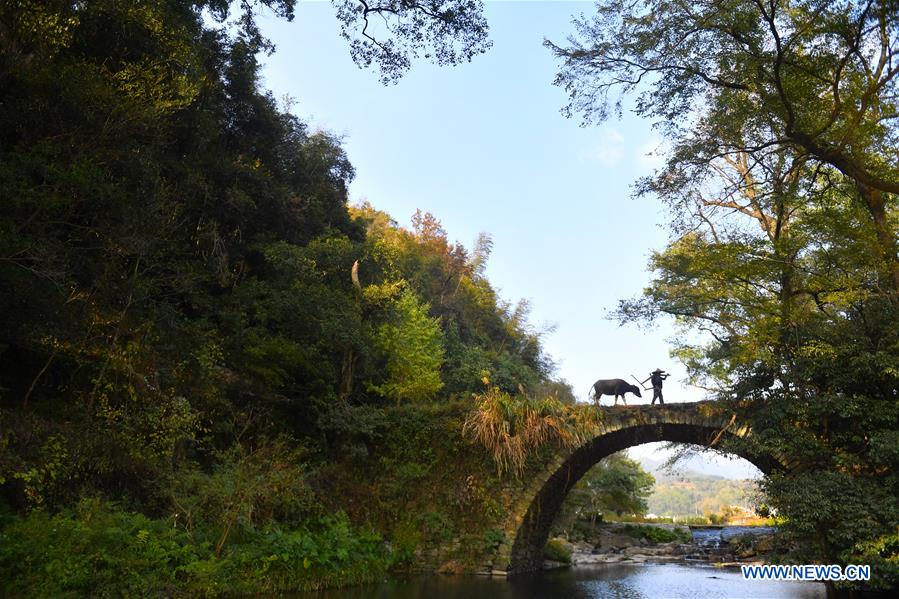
[653,542,681,555]
[626,555,647,563]
[597,531,641,551]
[754,534,774,553]
[437,560,465,575]
[725,531,775,558]
[568,523,776,572]
[598,554,631,563]
[571,551,631,564]
[572,541,594,554]
[621,542,691,557]
[571,553,604,565]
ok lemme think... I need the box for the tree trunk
[856,184,899,299]
[340,348,356,398]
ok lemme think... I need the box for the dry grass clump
[462,388,601,477]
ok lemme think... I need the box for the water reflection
[301,563,826,599]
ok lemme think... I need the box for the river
[302,525,828,598]
[302,562,827,598]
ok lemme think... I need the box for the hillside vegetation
[0,2,570,594]
[647,471,758,521]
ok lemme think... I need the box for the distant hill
[634,447,763,480]
[634,455,761,518]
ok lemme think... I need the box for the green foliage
[0,0,550,509]
[167,441,319,555]
[586,454,655,517]
[855,529,899,591]
[1,499,199,598]
[0,0,557,591]
[353,202,557,399]
[0,499,390,597]
[648,471,758,520]
[481,528,505,553]
[332,0,491,84]
[547,0,899,234]
[760,467,899,590]
[310,400,520,572]
[420,510,455,543]
[554,453,655,535]
[6,433,69,508]
[368,288,445,402]
[620,524,691,545]
[543,538,572,563]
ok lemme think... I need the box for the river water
[304,562,827,598]
[303,526,828,598]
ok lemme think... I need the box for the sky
[255,2,761,479]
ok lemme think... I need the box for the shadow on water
[297,563,827,599]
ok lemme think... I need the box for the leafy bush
[482,529,505,553]
[621,524,691,544]
[168,441,318,555]
[0,499,391,597]
[0,499,198,597]
[543,538,572,563]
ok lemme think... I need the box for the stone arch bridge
[489,401,796,575]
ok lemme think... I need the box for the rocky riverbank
[545,523,777,569]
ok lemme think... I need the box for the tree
[367,287,445,402]
[546,0,899,295]
[0,0,369,505]
[207,0,492,83]
[332,0,491,83]
[352,203,556,397]
[557,453,655,528]
[547,1,899,588]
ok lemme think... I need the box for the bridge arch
[490,402,790,574]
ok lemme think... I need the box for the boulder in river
[596,531,642,551]
[754,534,775,553]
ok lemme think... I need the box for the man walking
[642,368,669,405]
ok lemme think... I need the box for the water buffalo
[588,378,642,406]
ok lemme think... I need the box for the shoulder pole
[631,374,651,390]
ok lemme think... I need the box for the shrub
[462,388,600,476]
[0,499,196,597]
[621,524,691,544]
[0,499,391,597]
[167,440,318,555]
[543,538,572,563]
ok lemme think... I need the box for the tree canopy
[553,453,656,533]
[0,0,555,512]
[547,0,899,294]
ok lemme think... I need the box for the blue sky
[256,2,760,478]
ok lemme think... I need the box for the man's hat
[653,368,665,373]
